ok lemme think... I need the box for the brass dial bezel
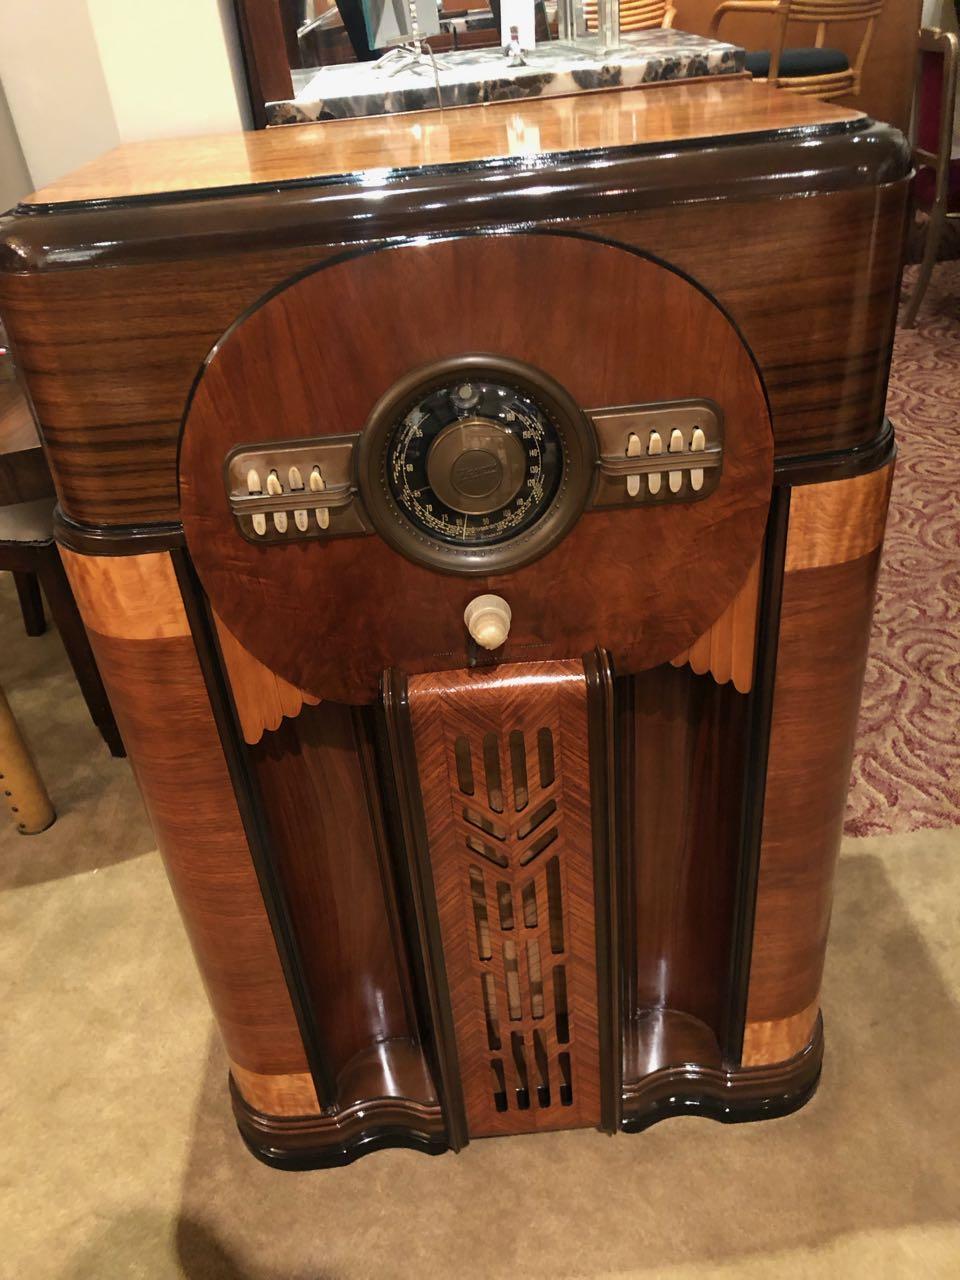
[357,354,597,575]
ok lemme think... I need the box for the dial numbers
[385,379,564,548]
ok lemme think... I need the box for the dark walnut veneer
[3,80,907,1168]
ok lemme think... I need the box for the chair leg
[903,207,946,328]
[13,570,46,637]
[0,683,55,834]
[36,547,126,758]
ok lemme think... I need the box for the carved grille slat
[409,661,600,1137]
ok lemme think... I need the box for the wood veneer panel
[741,998,820,1067]
[588,180,909,464]
[22,82,862,206]
[180,234,771,702]
[229,1063,320,1115]
[250,702,416,1084]
[60,548,190,639]
[409,662,601,1136]
[785,462,895,572]
[0,246,341,523]
[0,189,904,527]
[619,664,749,1041]
[60,550,316,1103]
[744,460,893,1062]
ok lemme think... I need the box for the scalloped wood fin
[670,552,761,694]
[213,611,320,745]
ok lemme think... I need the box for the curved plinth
[622,1017,824,1134]
[231,1077,449,1171]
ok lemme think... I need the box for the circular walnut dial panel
[179,233,774,703]
[359,356,595,573]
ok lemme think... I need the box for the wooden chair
[0,499,124,758]
[0,681,55,834]
[902,27,959,328]
[710,0,882,100]
[584,0,676,34]
[0,335,124,759]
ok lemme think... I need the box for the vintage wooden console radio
[0,79,909,1167]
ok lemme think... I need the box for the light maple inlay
[213,612,320,745]
[670,551,761,692]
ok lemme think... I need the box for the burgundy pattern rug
[845,260,960,836]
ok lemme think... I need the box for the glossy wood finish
[0,79,906,1162]
[409,662,601,1136]
[60,547,320,1109]
[249,701,425,1091]
[742,459,893,1065]
[0,191,907,528]
[0,110,908,529]
[670,550,760,692]
[586,179,909,467]
[213,611,320,745]
[622,1011,822,1130]
[181,234,771,702]
[231,1040,447,1169]
[20,81,862,206]
[784,461,894,571]
[619,664,750,1057]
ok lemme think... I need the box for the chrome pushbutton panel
[223,400,723,548]
[590,399,723,509]
[225,435,369,544]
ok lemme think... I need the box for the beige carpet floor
[3,265,960,1278]
[3,579,960,1280]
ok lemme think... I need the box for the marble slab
[268,31,745,125]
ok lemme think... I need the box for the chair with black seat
[0,498,124,759]
[710,0,882,101]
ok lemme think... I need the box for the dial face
[384,378,565,548]
[359,356,596,574]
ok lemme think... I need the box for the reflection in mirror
[234,0,744,129]
[284,0,511,71]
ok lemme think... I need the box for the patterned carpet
[846,260,960,836]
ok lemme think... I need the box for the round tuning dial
[464,594,512,650]
[358,356,597,574]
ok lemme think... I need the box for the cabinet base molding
[621,1016,823,1134]
[230,1076,449,1170]
[232,1019,823,1168]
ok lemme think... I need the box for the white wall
[0,79,31,209]
[85,0,248,143]
[0,0,248,193]
[0,0,119,191]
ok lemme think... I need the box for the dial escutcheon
[385,376,564,548]
[358,356,598,574]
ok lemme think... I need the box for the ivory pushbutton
[626,432,642,498]
[464,594,512,650]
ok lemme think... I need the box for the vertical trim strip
[584,647,621,1133]
[171,548,338,1109]
[720,488,791,1065]
[381,668,469,1151]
